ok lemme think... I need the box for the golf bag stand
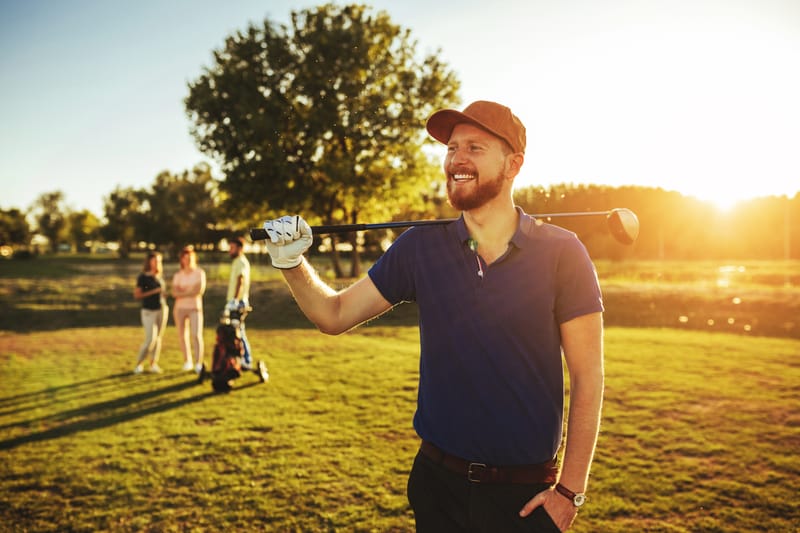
[198,300,269,392]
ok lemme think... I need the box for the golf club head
[607,208,639,245]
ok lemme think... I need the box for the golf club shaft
[249,210,617,240]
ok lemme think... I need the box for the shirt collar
[455,206,535,250]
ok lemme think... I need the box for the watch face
[573,493,587,507]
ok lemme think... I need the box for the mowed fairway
[1,325,798,532]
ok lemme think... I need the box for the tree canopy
[0,208,30,248]
[101,164,221,258]
[143,164,221,253]
[101,186,146,258]
[185,3,460,231]
[31,192,68,253]
[66,210,100,252]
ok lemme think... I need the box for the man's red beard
[446,169,504,211]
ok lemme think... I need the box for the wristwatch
[555,483,587,507]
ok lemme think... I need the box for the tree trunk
[118,241,131,259]
[346,209,361,278]
[349,233,361,277]
[331,236,344,278]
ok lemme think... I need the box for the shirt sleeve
[368,229,417,305]
[554,235,604,324]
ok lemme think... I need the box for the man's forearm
[557,371,604,492]
[281,257,342,333]
[280,257,390,335]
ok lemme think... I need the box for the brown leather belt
[420,441,558,484]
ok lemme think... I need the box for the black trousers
[407,450,561,533]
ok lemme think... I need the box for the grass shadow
[195,370,270,394]
[0,371,132,403]
[0,372,137,416]
[0,376,214,450]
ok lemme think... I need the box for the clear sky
[2,0,798,217]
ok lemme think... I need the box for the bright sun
[688,188,748,213]
[495,4,799,210]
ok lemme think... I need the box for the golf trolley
[198,300,269,392]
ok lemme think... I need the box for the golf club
[250,208,639,245]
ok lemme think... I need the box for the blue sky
[2,0,799,216]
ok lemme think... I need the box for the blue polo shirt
[368,209,603,465]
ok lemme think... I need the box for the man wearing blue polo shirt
[262,100,604,532]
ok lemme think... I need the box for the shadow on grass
[0,372,134,409]
[0,373,147,420]
[0,376,215,451]
[202,378,267,394]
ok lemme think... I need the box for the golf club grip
[249,228,269,241]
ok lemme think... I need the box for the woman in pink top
[171,246,207,372]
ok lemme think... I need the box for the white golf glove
[263,215,313,269]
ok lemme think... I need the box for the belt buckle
[467,462,487,483]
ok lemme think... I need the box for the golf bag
[199,301,268,392]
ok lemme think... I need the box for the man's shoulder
[516,217,585,249]
[397,221,458,244]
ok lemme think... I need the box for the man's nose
[448,146,468,164]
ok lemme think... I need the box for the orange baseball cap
[426,100,526,154]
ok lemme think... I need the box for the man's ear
[505,152,524,180]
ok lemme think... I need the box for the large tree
[101,165,221,258]
[0,208,30,248]
[186,3,460,275]
[31,191,68,253]
[101,186,146,258]
[144,163,221,255]
[66,210,100,252]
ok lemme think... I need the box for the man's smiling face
[444,123,511,211]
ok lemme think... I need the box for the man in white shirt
[226,237,252,368]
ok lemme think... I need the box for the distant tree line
[2,177,797,262]
[0,163,226,260]
[512,184,799,261]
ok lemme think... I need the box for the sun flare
[687,187,752,212]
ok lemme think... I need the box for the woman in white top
[171,246,206,372]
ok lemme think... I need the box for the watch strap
[555,483,586,506]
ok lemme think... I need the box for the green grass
[1,326,420,532]
[1,326,798,532]
[1,255,799,531]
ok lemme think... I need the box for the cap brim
[426,109,497,146]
